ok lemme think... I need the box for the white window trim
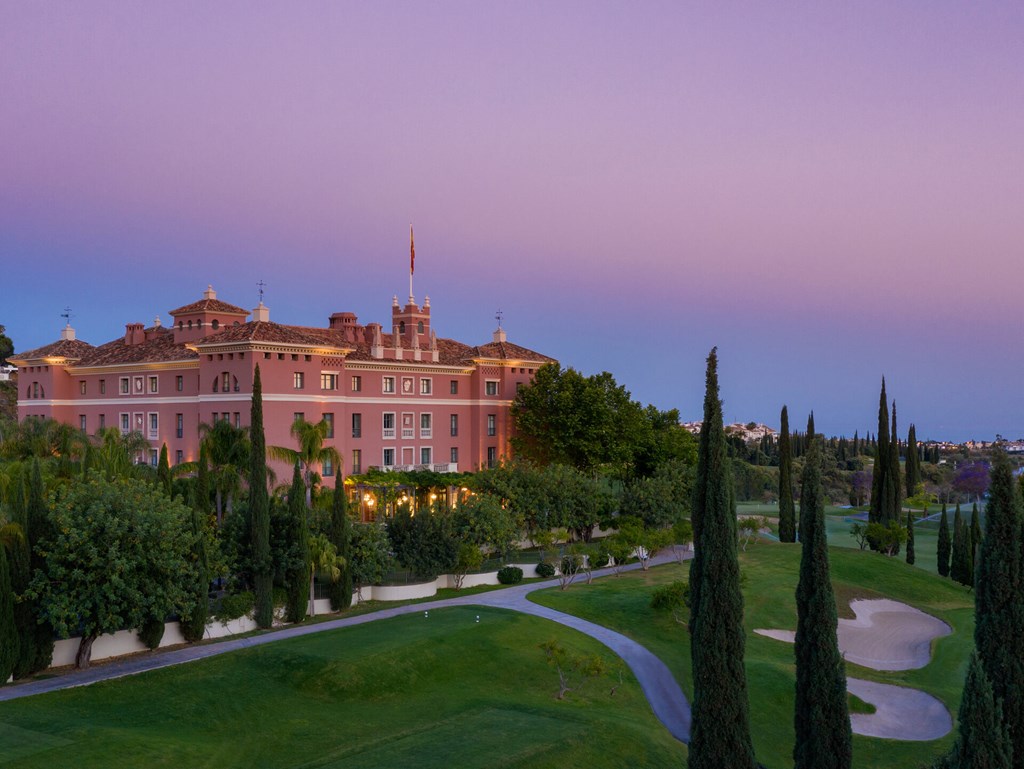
[382,376,396,394]
[382,412,396,439]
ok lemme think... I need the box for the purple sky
[3,3,1022,441]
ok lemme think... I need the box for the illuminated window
[382,376,395,394]
[485,381,499,396]
[324,412,334,438]
[321,373,338,390]
[420,378,432,395]
[293,372,305,389]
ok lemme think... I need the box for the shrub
[497,566,524,585]
[535,562,556,578]
[650,580,690,612]
[138,616,165,650]
[214,591,254,623]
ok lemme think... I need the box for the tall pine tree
[250,365,274,629]
[778,405,796,543]
[951,504,969,586]
[869,379,890,531]
[285,463,310,624]
[158,443,172,498]
[328,482,354,611]
[970,502,982,565]
[794,435,852,769]
[974,449,1024,766]
[933,651,1012,769]
[937,504,951,578]
[688,348,757,769]
[906,510,916,565]
[888,402,901,510]
[905,424,920,498]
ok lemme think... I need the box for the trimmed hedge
[535,562,556,578]
[497,566,524,585]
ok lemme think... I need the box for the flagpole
[409,224,415,304]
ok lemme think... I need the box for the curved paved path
[0,555,693,743]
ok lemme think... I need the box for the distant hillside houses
[683,421,776,442]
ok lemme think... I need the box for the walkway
[0,554,693,742]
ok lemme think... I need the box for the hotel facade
[12,285,554,490]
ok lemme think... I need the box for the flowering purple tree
[953,462,990,502]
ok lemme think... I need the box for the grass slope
[531,540,974,769]
[0,607,684,769]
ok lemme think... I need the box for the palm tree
[307,533,343,617]
[198,420,250,524]
[268,418,341,508]
[86,427,151,481]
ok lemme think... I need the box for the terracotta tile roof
[464,340,555,363]
[196,321,342,347]
[83,328,198,366]
[168,298,249,316]
[13,338,95,362]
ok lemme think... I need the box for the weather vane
[257,280,266,304]
[495,309,504,329]
[61,307,73,326]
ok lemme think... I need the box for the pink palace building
[12,283,554,504]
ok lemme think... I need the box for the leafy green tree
[27,473,197,669]
[938,504,951,577]
[249,365,273,629]
[0,533,17,681]
[0,325,13,366]
[387,505,457,581]
[778,405,796,543]
[794,437,852,769]
[194,441,211,516]
[452,492,518,557]
[974,449,1024,764]
[621,459,691,529]
[688,348,757,769]
[327,486,353,611]
[284,464,310,624]
[269,417,340,508]
[86,427,150,482]
[25,459,52,672]
[349,522,392,599]
[905,510,915,565]
[451,542,484,590]
[932,651,1012,769]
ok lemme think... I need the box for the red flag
[410,226,415,275]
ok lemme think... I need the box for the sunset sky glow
[2,2,1022,440]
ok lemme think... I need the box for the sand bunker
[846,678,952,740]
[754,598,951,671]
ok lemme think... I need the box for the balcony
[401,428,415,439]
[420,428,432,439]
[370,463,459,474]
[382,428,395,439]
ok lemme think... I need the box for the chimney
[124,323,146,346]
[204,285,217,300]
[252,302,269,322]
[493,328,507,344]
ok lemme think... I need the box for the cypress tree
[778,405,796,543]
[906,509,916,565]
[869,380,890,542]
[688,348,757,769]
[328,482,353,611]
[0,541,17,683]
[887,402,901,522]
[933,651,1012,769]
[937,504,951,578]
[285,463,310,624]
[806,411,815,440]
[26,459,53,673]
[158,443,172,498]
[793,435,852,769]
[951,504,968,586]
[971,502,982,556]
[974,449,1024,765]
[250,365,274,629]
[905,424,920,498]
[195,441,211,519]
[179,505,210,643]
[964,526,974,589]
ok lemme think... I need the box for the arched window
[178,321,183,330]
[212,319,220,330]
[417,321,424,334]
[222,372,231,392]
[212,377,219,393]
[32,382,39,398]
[399,321,406,334]
[188,320,193,329]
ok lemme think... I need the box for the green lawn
[531,540,975,769]
[0,607,684,769]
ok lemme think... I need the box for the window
[293,412,305,424]
[420,447,431,465]
[485,380,499,396]
[80,415,87,431]
[120,413,130,434]
[99,414,106,429]
[382,412,395,438]
[175,450,183,465]
[450,414,458,437]
[323,457,334,477]
[211,319,219,330]
[321,373,338,391]
[417,320,424,334]
[450,447,458,465]
[293,372,305,389]
[234,413,240,428]
[487,414,496,436]
[352,413,362,438]
[149,449,159,467]
[80,381,87,395]
[176,413,184,438]
[383,448,395,467]
[100,379,106,395]
[420,378,432,395]
[222,412,231,423]
[120,377,130,394]
[420,413,432,438]
[149,376,158,393]
[450,380,458,395]
[221,372,231,393]
[351,449,362,474]
[351,375,362,392]
[149,413,159,439]
[383,376,395,394]
[324,412,334,438]
[487,447,497,468]
[399,321,406,334]
[175,375,183,392]
[31,382,39,398]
